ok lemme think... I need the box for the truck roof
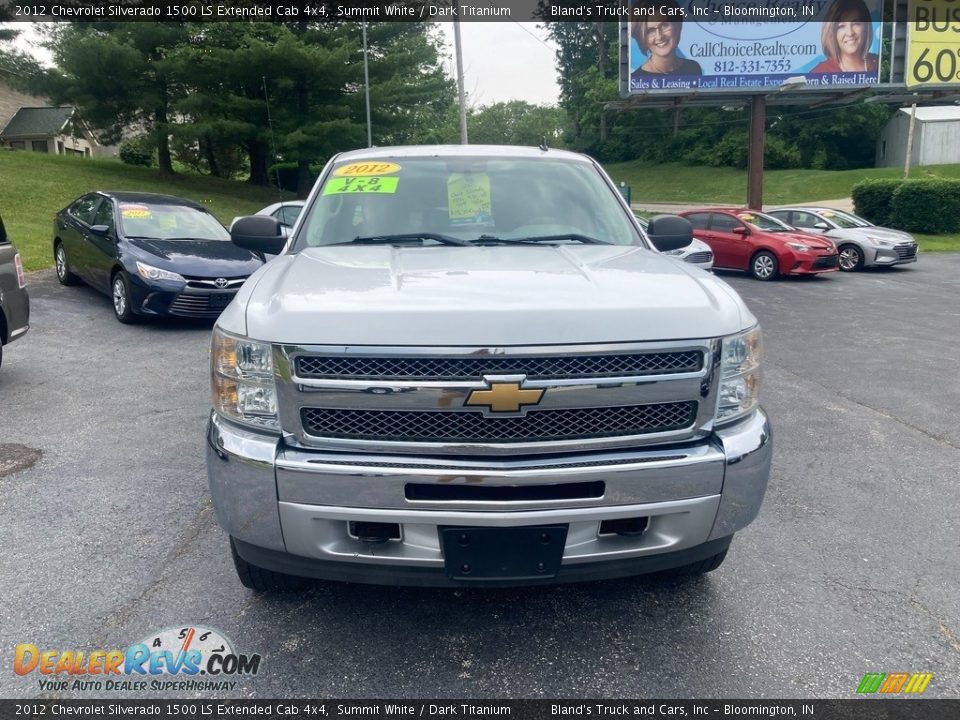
[333,144,592,163]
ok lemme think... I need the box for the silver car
[0,215,30,371]
[635,214,714,270]
[767,207,918,272]
[231,200,305,240]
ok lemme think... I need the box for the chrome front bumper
[206,409,772,584]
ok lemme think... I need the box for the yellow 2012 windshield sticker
[120,204,151,219]
[333,162,401,177]
[323,177,399,195]
[447,173,492,225]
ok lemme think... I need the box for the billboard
[627,0,884,93]
[906,0,960,88]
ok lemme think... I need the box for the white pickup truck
[207,145,771,590]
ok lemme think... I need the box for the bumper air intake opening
[598,516,649,537]
[405,481,605,503]
[348,521,401,543]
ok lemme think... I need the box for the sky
[6,21,561,107]
[436,22,560,107]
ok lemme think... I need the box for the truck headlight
[211,327,279,431]
[716,326,762,425]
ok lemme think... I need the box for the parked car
[0,215,30,370]
[766,207,918,272]
[231,201,305,240]
[211,145,772,590]
[635,214,713,270]
[53,192,264,323]
[679,208,839,280]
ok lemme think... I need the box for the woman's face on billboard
[836,15,867,57]
[644,21,679,58]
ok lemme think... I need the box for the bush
[890,180,960,233]
[118,136,154,167]
[851,179,902,226]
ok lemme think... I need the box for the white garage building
[876,105,960,168]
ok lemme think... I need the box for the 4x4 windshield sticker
[323,177,399,195]
[447,173,492,226]
[119,204,151,219]
[333,162,401,177]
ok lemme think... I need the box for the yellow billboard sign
[907,0,960,87]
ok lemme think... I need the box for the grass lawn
[604,160,960,206]
[915,234,960,253]
[0,150,293,271]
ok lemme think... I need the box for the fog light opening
[349,521,401,543]
[598,517,649,537]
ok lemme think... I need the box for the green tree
[466,101,566,147]
[39,23,190,174]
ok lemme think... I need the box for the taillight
[14,253,26,289]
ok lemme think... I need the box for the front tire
[231,537,311,592]
[750,251,778,281]
[54,242,79,286]
[111,271,137,324]
[838,244,864,272]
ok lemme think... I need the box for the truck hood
[224,245,753,345]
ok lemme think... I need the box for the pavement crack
[94,498,214,637]
[771,362,960,451]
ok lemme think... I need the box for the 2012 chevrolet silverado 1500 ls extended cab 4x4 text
[207,145,772,590]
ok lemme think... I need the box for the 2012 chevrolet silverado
[207,145,772,589]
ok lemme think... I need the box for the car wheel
[111,271,137,324]
[231,537,311,592]
[750,251,778,281]
[838,244,864,272]
[54,243,79,286]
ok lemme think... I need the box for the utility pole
[453,0,468,144]
[362,22,372,148]
[747,95,765,210]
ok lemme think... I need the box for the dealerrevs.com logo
[14,626,261,692]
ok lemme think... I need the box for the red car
[678,208,839,280]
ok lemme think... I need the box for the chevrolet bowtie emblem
[465,382,545,413]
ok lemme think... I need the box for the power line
[513,22,555,54]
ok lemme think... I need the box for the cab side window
[684,213,710,230]
[70,195,100,225]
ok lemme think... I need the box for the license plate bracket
[440,525,568,582]
[209,292,233,308]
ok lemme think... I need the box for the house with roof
[876,105,960,168]
[0,105,100,157]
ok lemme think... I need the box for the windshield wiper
[331,233,471,247]
[472,233,612,245]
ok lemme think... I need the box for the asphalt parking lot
[1,258,959,699]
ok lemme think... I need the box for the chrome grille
[184,276,247,290]
[684,251,713,264]
[300,402,698,444]
[895,244,918,259]
[295,351,703,380]
[168,292,233,318]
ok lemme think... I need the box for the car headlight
[716,326,762,425]
[786,242,810,252]
[663,249,685,256]
[864,237,893,247]
[136,261,185,282]
[211,327,279,431]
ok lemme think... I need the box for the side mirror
[732,226,750,235]
[231,216,286,255]
[813,222,831,231]
[646,214,693,252]
[0,216,7,244]
[89,224,111,236]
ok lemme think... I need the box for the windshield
[118,202,230,241]
[294,156,642,249]
[819,210,872,229]
[736,211,792,232]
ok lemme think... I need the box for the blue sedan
[53,192,264,323]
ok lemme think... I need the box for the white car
[231,201,305,239]
[635,214,714,270]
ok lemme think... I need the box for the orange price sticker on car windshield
[333,162,401,177]
[120,204,151,219]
